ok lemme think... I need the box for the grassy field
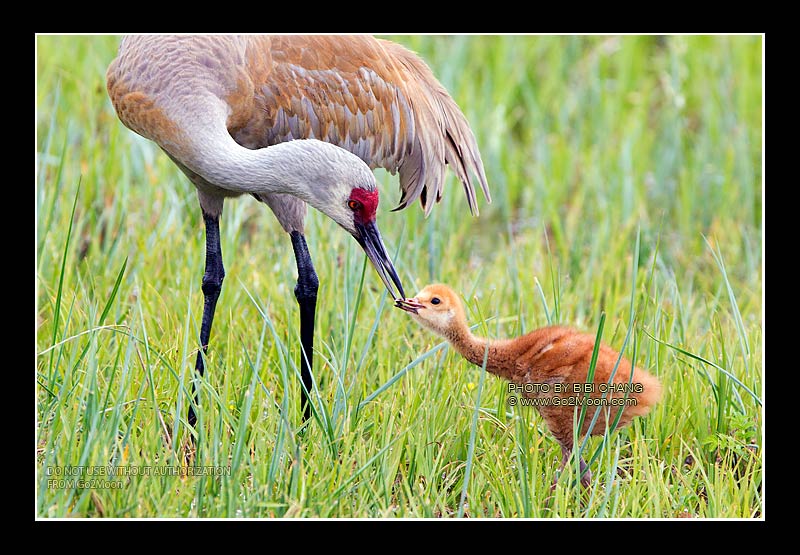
[36,35,763,518]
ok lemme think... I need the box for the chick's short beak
[394,298,425,314]
[355,220,405,301]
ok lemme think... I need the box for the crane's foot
[183,439,197,466]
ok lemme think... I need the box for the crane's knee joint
[202,270,225,297]
[294,271,318,302]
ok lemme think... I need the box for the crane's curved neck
[190,121,320,203]
[172,97,366,208]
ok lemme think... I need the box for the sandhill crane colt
[106,35,490,427]
[397,285,661,487]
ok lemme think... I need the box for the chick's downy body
[397,284,662,487]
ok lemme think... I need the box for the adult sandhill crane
[106,35,491,427]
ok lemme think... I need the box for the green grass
[36,35,763,518]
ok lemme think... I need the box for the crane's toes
[183,440,196,466]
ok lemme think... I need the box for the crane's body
[107,35,489,217]
[106,34,490,427]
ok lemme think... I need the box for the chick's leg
[553,443,592,489]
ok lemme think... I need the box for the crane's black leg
[188,212,225,429]
[290,231,318,422]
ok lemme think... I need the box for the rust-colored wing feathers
[378,39,490,215]
[108,35,491,215]
[235,35,490,215]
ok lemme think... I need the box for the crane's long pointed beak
[355,221,405,301]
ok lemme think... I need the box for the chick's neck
[444,325,517,382]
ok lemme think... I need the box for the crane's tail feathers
[397,92,490,217]
[385,40,491,217]
[439,98,492,216]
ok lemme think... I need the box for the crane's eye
[348,200,363,211]
[431,297,441,305]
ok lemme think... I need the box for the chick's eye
[348,200,363,211]
[431,297,441,305]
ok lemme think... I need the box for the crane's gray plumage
[107,34,491,223]
[106,34,490,425]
